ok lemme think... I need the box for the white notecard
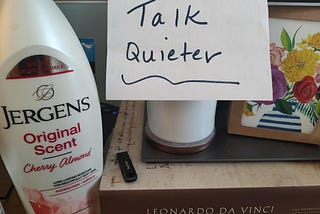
[106,0,272,100]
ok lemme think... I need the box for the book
[99,101,320,214]
[268,0,320,6]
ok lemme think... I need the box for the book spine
[101,186,320,214]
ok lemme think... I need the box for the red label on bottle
[6,55,73,79]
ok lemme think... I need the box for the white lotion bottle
[0,0,103,213]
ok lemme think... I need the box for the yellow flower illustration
[243,102,255,117]
[299,32,320,50]
[245,27,320,129]
[280,48,319,82]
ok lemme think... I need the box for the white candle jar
[145,100,217,154]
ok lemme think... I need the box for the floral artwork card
[228,18,320,144]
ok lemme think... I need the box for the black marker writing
[127,0,156,27]
[184,5,208,26]
[127,0,207,27]
[121,74,240,86]
[126,40,222,64]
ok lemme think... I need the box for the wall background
[57,1,120,106]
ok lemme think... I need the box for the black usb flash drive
[116,151,137,182]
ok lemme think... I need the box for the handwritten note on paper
[106,0,272,100]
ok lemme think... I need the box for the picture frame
[227,6,320,145]
[228,101,320,144]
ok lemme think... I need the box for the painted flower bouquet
[244,27,320,131]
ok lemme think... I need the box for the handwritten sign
[106,0,272,100]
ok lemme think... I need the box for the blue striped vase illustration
[257,107,302,133]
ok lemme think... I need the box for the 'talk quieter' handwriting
[125,0,222,64]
